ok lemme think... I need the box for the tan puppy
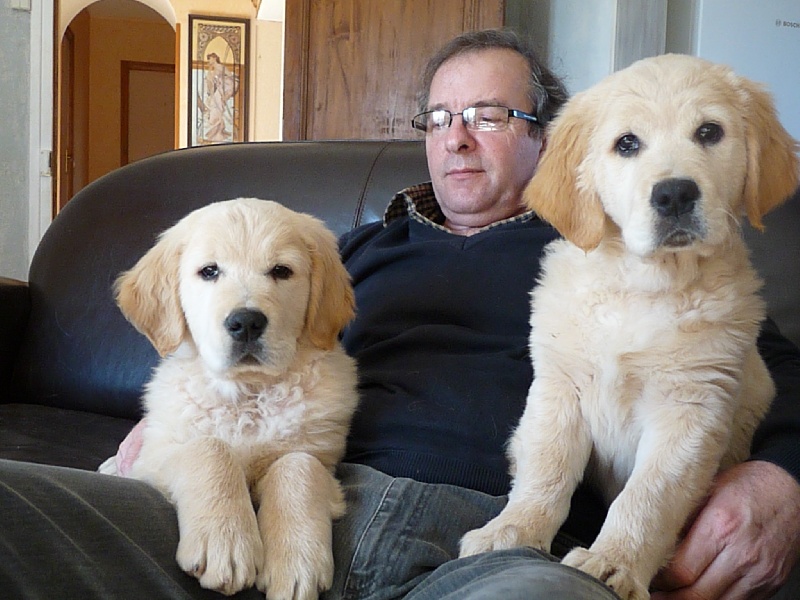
[99,198,358,600]
[460,54,799,599]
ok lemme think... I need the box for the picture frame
[188,15,250,146]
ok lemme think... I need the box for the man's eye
[270,265,293,280]
[431,112,449,129]
[615,134,640,157]
[199,264,219,281]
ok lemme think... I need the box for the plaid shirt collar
[383,182,537,233]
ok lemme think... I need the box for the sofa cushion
[10,141,430,423]
[0,404,135,471]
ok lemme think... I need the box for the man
[2,29,799,600]
[334,29,800,599]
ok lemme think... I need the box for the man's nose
[444,115,476,151]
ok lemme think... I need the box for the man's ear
[524,92,606,252]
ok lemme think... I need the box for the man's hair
[417,28,568,129]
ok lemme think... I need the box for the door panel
[121,61,175,165]
[284,0,504,140]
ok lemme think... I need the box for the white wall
[1,1,33,281]
[667,0,800,142]
[517,0,799,139]
[509,0,667,95]
[544,0,619,94]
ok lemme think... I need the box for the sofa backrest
[10,140,800,421]
[12,141,429,419]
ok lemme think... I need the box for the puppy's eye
[269,265,293,280]
[199,264,219,281]
[695,122,723,146]
[615,134,640,157]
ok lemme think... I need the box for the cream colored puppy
[99,198,358,600]
[460,55,799,599]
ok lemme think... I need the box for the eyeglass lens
[415,106,513,132]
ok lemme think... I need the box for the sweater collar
[383,182,538,234]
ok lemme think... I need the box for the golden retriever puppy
[460,54,799,599]
[99,198,358,600]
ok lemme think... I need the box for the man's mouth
[447,168,482,177]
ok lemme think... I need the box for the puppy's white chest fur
[529,238,766,498]
[156,355,318,446]
[132,343,358,489]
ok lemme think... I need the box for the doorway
[56,0,177,212]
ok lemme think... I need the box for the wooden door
[284,0,505,140]
[58,27,75,212]
[120,61,175,166]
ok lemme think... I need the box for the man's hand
[652,460,800,599]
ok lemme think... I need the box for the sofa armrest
[0,277,30,400]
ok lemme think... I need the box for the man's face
[425,48,544,233]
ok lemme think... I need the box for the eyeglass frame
[410,105,539,133]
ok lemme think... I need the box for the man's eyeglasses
[411,105,539,133]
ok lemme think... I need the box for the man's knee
[407,547,619,600]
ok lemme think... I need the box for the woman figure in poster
[202,52,239,143]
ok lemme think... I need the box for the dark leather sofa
[1,140,799,472]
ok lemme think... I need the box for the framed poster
[188,15,249,146]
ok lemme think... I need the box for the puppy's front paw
[460,513,549,558]
[562,547,649,600]
[257,532,334,600]
[176,510,263,596]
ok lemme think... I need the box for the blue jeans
[326,463,614,599]
[332,463,800,600]
[0,459,615,599]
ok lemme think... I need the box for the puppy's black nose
[651,178,700,218]
[224,309,267,342]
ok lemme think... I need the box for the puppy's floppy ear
[739,76,800,230]
[523,92,606,251]
[114,219,189,357]
[301,216,355,351]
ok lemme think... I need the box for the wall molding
[28,0,53,265]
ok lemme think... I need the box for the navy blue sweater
[338,193,800,544]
